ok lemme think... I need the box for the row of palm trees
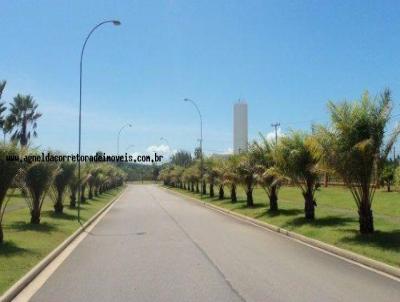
[0,144,127,244]
[160,89,400,234]
[0,80,41,146]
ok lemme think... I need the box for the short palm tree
[237,151,258,207]
[314,89,400,233]
[274,131,321,220]
[21,162,58,224]
[68,170,80,208]
[214,159,228,200]
[225,155,240,202]
[204,157,218,198]
[6,94,42,147]
[251,137,282,211]
[0,144,21,243]
[51,161,76,213]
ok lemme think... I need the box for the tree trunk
[191,182,194,192]
[21,118,28,146]
[54,196,64,213]
[303,190,315,220]
[246,189,254,207]
[210,183,214,197]
[202,181,206,195]
[196,182,199,193]
[269,186,278,211]
[31,208,41,224]
[0,225,3,244]
[70,192,76,208]
[358,206,374,234]
[231,185,237,203]
[218,185,224,200]
[387,182,391,192]
[88,187,93,200]
[81,187,86,203]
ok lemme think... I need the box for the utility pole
[271,122,280,145]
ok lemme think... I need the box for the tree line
[0,80,127,244]
[159,89,400,235]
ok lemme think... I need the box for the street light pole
[184,98,203,198]
[78,20,121,222]
[117,123,132,156]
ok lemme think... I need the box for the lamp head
[112,20,121,26]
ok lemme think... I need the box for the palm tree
[251,136,282,211]
[204,157,218,198]
[87,165,101,200]
[0,144,21,243]
[51,161,76,213]
[274,131,321,220]
[237,151,258,207]
[68,170,80,208]
[224,155,240,203]
[380,161,395,192]
[315,89,400,233]
[6,94,42,147]
[21,162,58,224]
[0,81,7,143]
[214,159,228,200]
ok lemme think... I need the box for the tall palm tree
[315,89,400,233]
[0,81,7,143]
[274,131,321,220]
[0,144,21,243]
[0,81,6,99]
[6,94,42,147]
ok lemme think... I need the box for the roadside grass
[0,187,124,295]
[168,185,400,268]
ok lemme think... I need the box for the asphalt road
[30,185,400,302]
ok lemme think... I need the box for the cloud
[146,144,171,154]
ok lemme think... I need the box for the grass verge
[167,185,400,268]
[0,187,124,294]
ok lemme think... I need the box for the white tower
[233,101,248,154]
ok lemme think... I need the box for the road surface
[30,185,400,302]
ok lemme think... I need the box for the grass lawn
[0,186,124,295]
[168,185,400,268]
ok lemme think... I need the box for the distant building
[233,101,248,154]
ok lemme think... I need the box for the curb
[0,186,127,302]
[162,187,400,280]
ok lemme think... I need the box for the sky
[2,1,400,159]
